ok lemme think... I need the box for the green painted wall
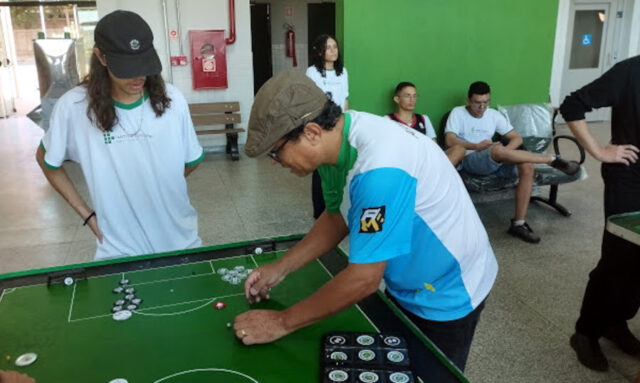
[342,0,559,131]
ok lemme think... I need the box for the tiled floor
[0,115,638,382]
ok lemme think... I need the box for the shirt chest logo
[360,206,386,233]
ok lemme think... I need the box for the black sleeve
[559,60,630,122]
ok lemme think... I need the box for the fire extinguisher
[285,26,297,67]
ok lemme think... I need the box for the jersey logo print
[424,283,436,292]
[359,206,385,233]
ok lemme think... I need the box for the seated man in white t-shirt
[386,82,465,165]
[445,81,579,243]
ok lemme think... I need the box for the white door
[560,0,618,121]
[0,7,16,118]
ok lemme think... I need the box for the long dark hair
[311,34,344,78]
[80,52,171,132]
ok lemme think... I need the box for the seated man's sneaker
[570,332,609,371]
[603,323,640,356]
[550,157,580,175]
[507,220,541,243]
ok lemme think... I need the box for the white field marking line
[67,258,252,322]
[0,288,16,304]
[127,272,216,287]
[134,292,245,317]
[154,368,259,383]
[69,292,246,322]
[4,254,252,289]
[124,254,254,286]
[84,258,219,282]
[67,283,77,323]
[315,258,380,333]
[69,313,113,323]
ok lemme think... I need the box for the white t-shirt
[305,66,349,111]
[42,84,204,260]
[385,113,436,139]
[444,106,513,153]
[318,111,497,321]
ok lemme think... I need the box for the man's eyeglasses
[400,94,418,100]
[267,136,290,162]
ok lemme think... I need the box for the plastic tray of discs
[322,367,415,382]
[321,332,415,382]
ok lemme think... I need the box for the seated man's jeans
[461,147,517,178]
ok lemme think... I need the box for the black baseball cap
[94,10,162,79]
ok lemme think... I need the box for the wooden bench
[189,102,244,161]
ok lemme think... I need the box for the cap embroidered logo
[129,39,140,50]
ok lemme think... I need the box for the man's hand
[233,309,289,345]
[244,261,288,304]
[596,143,639,165]
[474,140,493,151]
[0,370,35,383]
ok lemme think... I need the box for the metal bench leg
[530,185,572,217]
[225,123,240,161]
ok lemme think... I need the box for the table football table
[0,235,468,383]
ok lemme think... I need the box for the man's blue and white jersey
[318,111,497,321]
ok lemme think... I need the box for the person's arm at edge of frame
[565,119,638,165]
[560,59,639,165]
[0,370,36,383]
[244,210,349,303]
[35,145,103,242]
[235,258,386,345]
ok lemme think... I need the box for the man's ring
[241,329,247,337]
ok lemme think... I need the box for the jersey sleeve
[423,114,437,139]
[173,88,204,166]
[41,95,77,169]
[560,60,629,122]
[494,110,514,136]
[347,168,416,264]
[444,108,462,137]
[305,66,321,87]
[343,67,349,99]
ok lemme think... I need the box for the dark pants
[575,167,640,338]
[311,170,325,219]
[389,294,486,372]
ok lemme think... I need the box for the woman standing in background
[306,34,348,219]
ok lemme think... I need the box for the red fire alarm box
[189,30,228,89]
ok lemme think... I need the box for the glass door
[560,1,618,121]
[0,6,17,117]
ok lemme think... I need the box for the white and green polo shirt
[319,111,497,321]
[41,84,204,260]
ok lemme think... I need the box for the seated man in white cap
[234,70,498,374]
[36,10,204,260]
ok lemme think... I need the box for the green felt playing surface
[0,251,378,382]
[607,211,640,246]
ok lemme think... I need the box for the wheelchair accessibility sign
[582,34,592,46]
